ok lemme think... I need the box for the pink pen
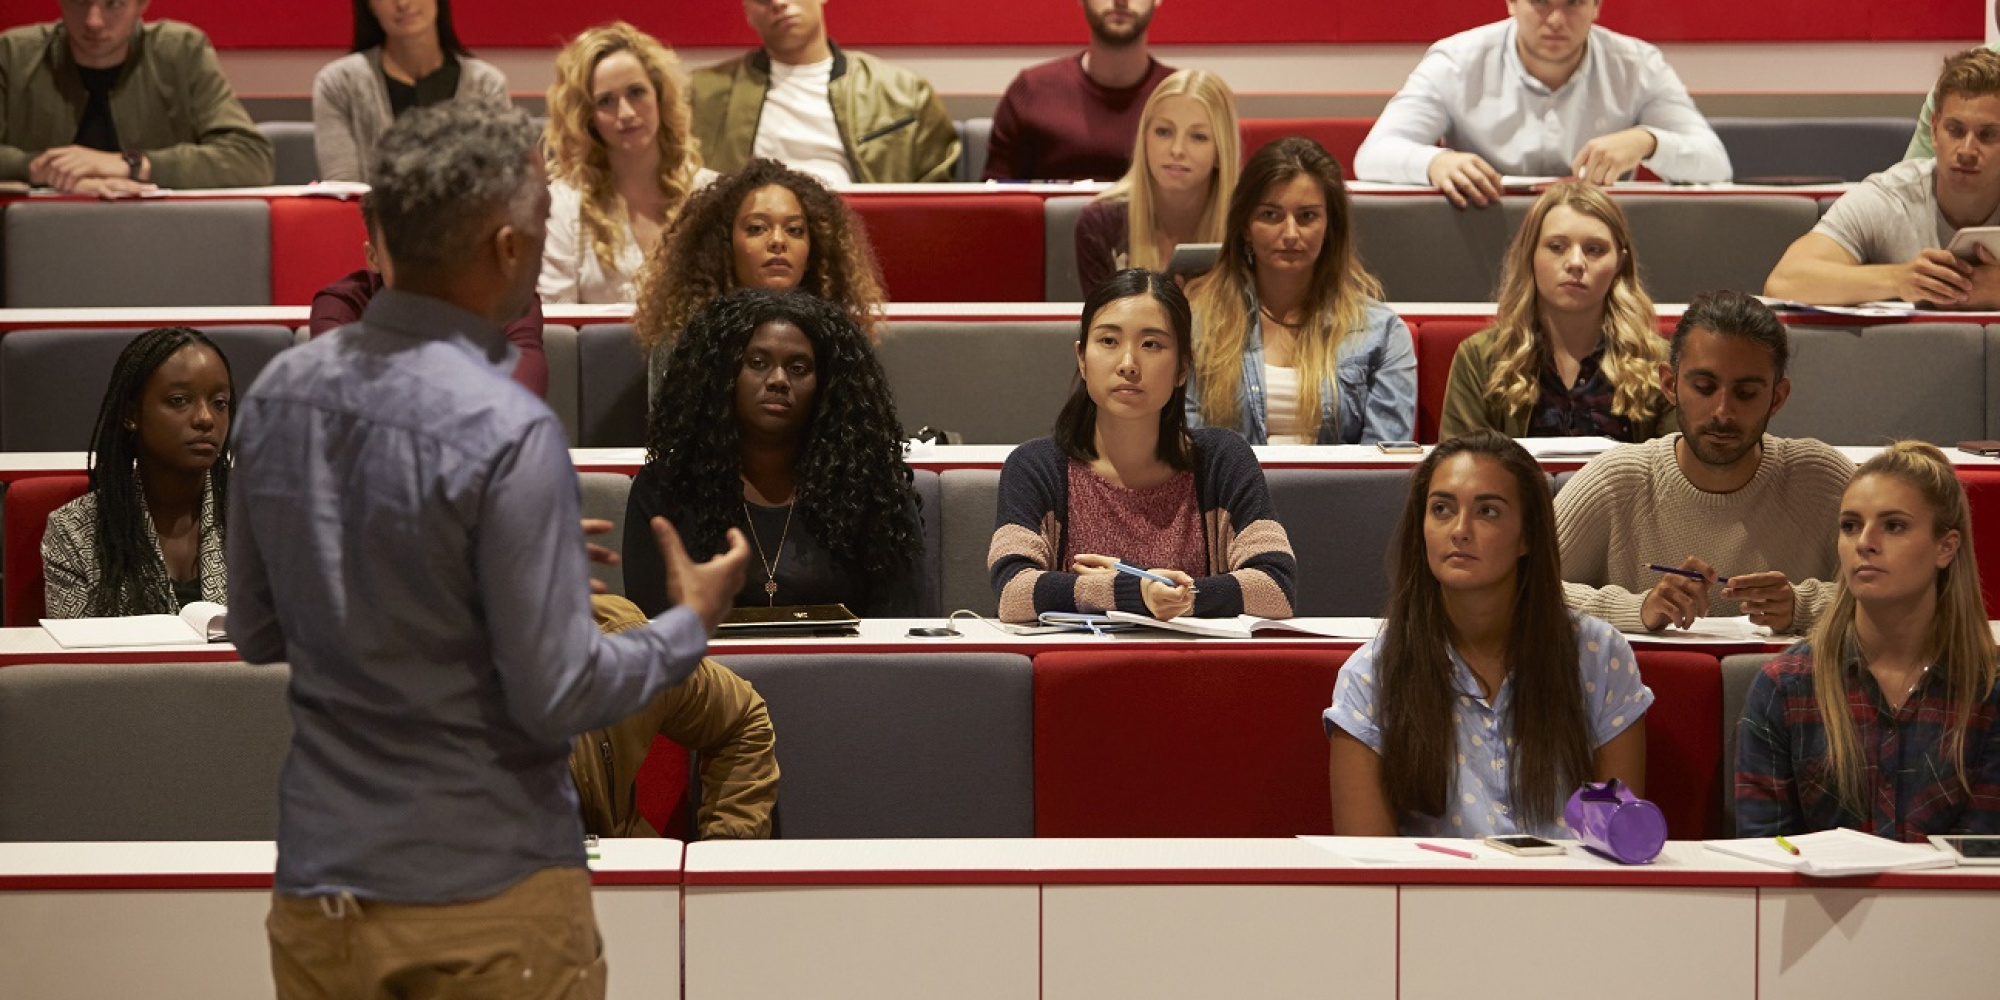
[1416,841,1476,860]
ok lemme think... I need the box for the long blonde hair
[544,22,701,278]
[1096,70,1240,273]
[1187,136,1381,436]
[1809,441,1996,814]
[1482,180,1665,424]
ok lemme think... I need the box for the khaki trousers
[267,867,605,1000]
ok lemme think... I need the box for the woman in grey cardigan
[311,0,510,182]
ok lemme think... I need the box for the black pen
[1642,563,1730,585]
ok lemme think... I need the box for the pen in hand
[1113,560,1197,594]
[1643,563,1730,585]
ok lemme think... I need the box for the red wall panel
[2,1,1980,49]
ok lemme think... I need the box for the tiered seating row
[2,317,1993,452]
[2,189,1844,308]
[0,648,1778,846]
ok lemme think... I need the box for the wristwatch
[121,149,144,180]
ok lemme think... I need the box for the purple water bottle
[1564,778,1667,865]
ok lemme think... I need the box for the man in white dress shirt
[1353,0,1730,208]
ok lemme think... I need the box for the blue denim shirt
[228,289,709,903]
[1184,295,1417,444]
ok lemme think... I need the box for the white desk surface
[0,838,682,890]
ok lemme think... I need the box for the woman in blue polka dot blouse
[1324,429,1653,838]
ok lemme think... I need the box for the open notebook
[41,601,228,648]
[1103,613,1382,640]
[1703,828,1955,877]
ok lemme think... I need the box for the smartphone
[1946,226,2000,261]
[1376,441,1424,455]
[1166,243,1221,280]
[1958,440,2000,458]
[1484,834,1566,856]
[1927,835,2000,865]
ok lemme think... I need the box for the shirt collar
[1500,21,1594,98]
[360,288,519,379]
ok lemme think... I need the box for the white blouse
[1261,364,1311,446]
[537,165,718,304]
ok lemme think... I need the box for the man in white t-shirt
[1767,47,2000,309]
[1352,0,1729,208]
[689,0,959,184]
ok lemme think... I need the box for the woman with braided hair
[622,288,922,617]
[43,327,233,618]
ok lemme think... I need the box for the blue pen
[1643,563,1730,585]
[1113,560,1195,593]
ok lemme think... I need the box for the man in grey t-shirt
[1766,47,2000,309]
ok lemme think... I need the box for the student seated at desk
[990,268,1296,623]
[1325,430,1652,838]
[1184,137,1416,445]
[634,158,885,391]
[1736,442,2000,841]
[43,327,232,618]
[1440,180,1675,442]
[623,288,921,617]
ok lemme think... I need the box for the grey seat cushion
[1772,322,1988,446]
[576,323,648,448]
[1351,195,1516,302]
[1265,467,1409,616]
[955,116,993,183]
[4,200,272,307]
[1515,195,1818,303]
[1043,195,1095,303]
[714,652,1035,838]
[541,323,582,446]
[0,660,292,841]
[257,120,320,186]
[876,320,1077,444]
[939,469,1001,616]
[0,325,297,451]
[1710,117,1913,183]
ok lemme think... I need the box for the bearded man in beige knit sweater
[1555,291,1852,635]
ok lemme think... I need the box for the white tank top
[1262,364,1311,445]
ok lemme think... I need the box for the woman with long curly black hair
[622,288,922,617]
[43,327,233,617]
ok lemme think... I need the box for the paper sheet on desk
[1625,616,1773,645]
[1755,295,1920,318]
[1704,828,1954,877]
[1514,436,1621,459]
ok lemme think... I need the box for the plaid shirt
[1528,344,1636,441]
[1735,641,2000,841]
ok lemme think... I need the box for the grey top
[227,289,708,903]
[1813,157,1999,266]
[310,48,510,182]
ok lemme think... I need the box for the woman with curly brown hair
[539,22,714,304]
[634,158,885,383]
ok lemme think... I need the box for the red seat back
[1960,468,2000,618]
[844,194,1045,302]
[268,197,368,306]
[4,475,92,627]
[1239,118,1376,171]
[1634,650,1726,839]
[1032,648,1349,837]
[1414,319,1489,443]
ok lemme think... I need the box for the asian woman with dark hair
[312,0,511,182]
[989,268,1296,623]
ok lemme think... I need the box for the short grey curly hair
[367,103,544,277]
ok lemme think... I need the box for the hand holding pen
[1639,556,1719,631]
[1072,555,1199,620]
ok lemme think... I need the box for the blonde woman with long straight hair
[1073,70,1241,296]
[1184,136,1415,445]
[540,22,715,303]
[1737,442,2000,840]
[1439,181,1674,441]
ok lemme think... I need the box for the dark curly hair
[85,327,234,616]
[644,288,920,587]
[633,158,885,354]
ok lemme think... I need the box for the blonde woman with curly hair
[1440,181,1674,441]
[1074,70,1241,297]
[1738,441,2000,840]
[539,23,715,304]
[1184,136,1415,445]
[633,158,885,386]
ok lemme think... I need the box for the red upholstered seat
[1414,319,1488,443]
[4,475,92,627]
[843,194,1044,302]
[268,197,368,306]
[1634,650,1726,839]
[1032,648,1349,837]
[1239,118,1376,171]
[1959,468,2000,618]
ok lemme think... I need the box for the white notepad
[1703,827,1956,877]
[40,601,227,648]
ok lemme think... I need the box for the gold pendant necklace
[743,500,795,606]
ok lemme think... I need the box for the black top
[621,462,921,618]
[170,574,202,610]
[73,63,123,153]
[384,57,463,117]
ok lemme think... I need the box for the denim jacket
[1185,294,1416,445]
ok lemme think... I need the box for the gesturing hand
[653,517,749,636]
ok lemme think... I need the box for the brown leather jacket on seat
[689,42,960,183]
[571,595,778,839]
